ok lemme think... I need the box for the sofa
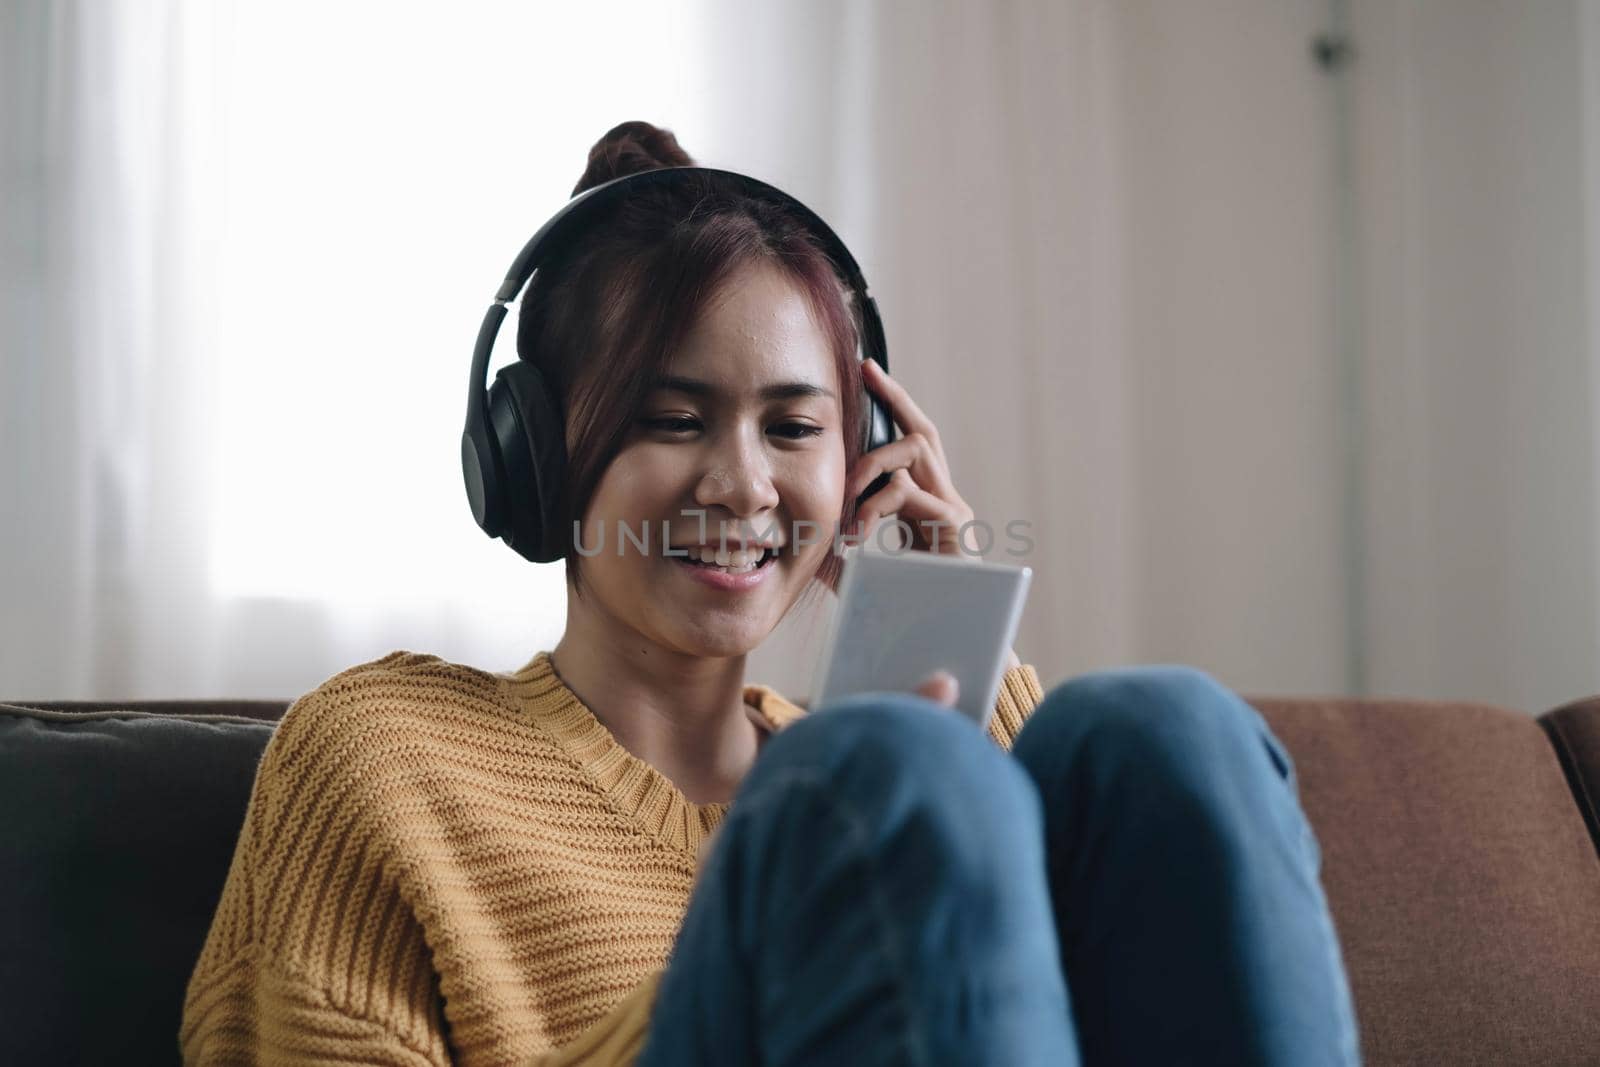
[3,688,1599,1066]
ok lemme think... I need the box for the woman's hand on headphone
[846,359,976,557]
[838,363,1027,677]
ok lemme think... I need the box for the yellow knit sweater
[179,649,1046,1066]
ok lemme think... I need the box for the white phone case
[809,546,1033,730]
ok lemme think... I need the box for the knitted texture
[180,650,1046,1066]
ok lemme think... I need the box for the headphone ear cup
[865,388,893,454]
[856,296,893,455]
[462,419,504,537]
[488,361,569,563]
[853,356,896,510]
[860,351,894,454]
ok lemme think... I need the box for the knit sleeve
[180,686,453,1066]
[986,663,1045,751]
[182,945,451,1066]
[524,970,662,1067]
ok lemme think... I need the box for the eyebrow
[649,374,836,402]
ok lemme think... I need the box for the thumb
[914,670,959,707]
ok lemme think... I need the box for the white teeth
[675,545,768,570]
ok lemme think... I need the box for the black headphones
[462,166,896,563]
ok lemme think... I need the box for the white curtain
[6,0,1600,712]
[2,0,716,699]
[715,0,1140,700]
[713,0,1364,701]
[1347,0,1600,713]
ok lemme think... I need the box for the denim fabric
[1008,666,1361,1066]
[636,668,1360,1066]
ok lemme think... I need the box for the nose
[693,423,780,518]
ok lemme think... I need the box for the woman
[181,122,1360,1066]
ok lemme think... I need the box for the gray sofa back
[0,701,284,1066]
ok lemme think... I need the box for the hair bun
[572,121,697,196]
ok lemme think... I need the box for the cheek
[585,449,681,520]
[784,443,848,521]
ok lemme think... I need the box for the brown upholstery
[1250,695,1600,1066]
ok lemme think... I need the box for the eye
[772,423,825,440]
[643,416,701,435]
[641,417,825,440]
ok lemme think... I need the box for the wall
[1353,0,1600,711]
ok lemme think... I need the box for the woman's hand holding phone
[914,670,959,707]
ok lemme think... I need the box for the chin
[698,628,770,659]
[665,618,775,661]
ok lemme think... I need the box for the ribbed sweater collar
[497,650,805,855]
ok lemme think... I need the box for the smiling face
[567,259,848,659]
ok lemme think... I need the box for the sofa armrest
[1539,696,1600,860]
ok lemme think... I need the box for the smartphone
[809,546,1033,731]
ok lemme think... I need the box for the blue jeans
[635,666,1362,1066]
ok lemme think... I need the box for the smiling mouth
[670,547,779,574]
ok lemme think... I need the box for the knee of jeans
[751,695,1044,858]
[1015,664,1292,789]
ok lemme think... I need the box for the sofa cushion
[1252,695,1600,1067]
[16,698,290,724]
[0,703,278,1066]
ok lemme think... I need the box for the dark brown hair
[517,120,866,603]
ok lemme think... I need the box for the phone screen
[808,547,1032,729]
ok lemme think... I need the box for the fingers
[852,469,971,555]
[862,359,942,446]
[853,362,975,556]
[915,670,959,707]
[851,469,926,539]
[846,431,955,503]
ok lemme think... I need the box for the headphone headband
[494,167,873,303]
[463,165,893,563]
